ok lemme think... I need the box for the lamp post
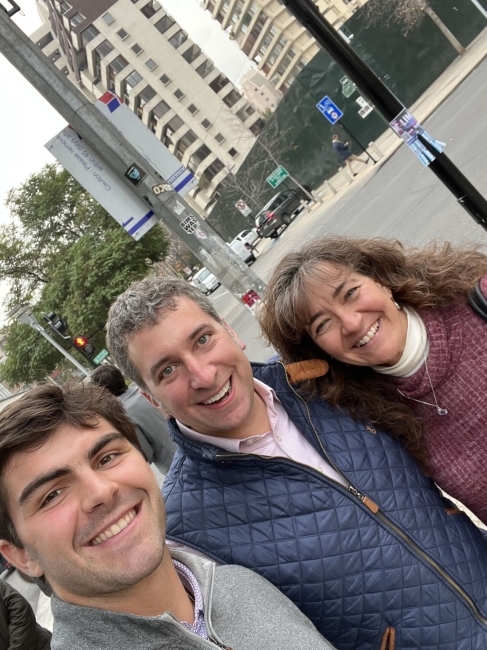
[8,305,90,377]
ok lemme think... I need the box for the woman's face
[304,264,408,367]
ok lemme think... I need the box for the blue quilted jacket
[163,362,487,650]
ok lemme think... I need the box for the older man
[0,382,336,650]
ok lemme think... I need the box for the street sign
[340,76,357,99]
[316,95,343,125]
[45,126,159,241]
[93,349,109,365]
[235,199,252,217]
[266,165,289,189]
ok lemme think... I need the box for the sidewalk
[309,25,487,207]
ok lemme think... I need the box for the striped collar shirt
[176,379,347,487]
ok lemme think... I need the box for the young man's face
[0,418,166,604]
[128,297,258,439]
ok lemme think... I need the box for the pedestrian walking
[331,134,368,176]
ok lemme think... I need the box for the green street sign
[93,348,109,365]
[340,75,357,99]
[266,165,289,189]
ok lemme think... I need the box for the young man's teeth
[90,508,137,546]
[203,380,231,405]
[357,322,379,347]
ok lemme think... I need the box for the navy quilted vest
[163,362,487,650]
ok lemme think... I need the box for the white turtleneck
[371,307,429,377]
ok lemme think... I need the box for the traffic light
[43,312,70,339]
[73,335,95,360]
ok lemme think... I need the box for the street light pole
[279,0,487,230]
[8,305,90,377]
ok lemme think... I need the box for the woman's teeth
[357,322,379,347]
[203,380,231,405]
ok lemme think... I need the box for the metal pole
[468,0,487,20]
[0,10,266,304]
[279,0,487,229]
[256,138,314,201]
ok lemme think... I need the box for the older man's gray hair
[106,275,222,391]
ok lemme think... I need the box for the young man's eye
[41,488,63,507]
[99,453,117,467]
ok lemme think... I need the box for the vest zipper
[214,363,487,627]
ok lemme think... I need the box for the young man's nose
[80,470,119,513]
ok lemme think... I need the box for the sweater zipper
[216,365,487,627]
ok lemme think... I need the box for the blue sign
[316,96,343,125]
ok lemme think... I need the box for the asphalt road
[217,56,487,362]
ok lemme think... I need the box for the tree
[0,164,170,386]
[362,0,465,54]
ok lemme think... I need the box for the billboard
[95,92,198,197]
[45,125,159,240]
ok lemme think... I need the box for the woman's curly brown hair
[258,236,487,468]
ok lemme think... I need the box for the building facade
[240,69,283,114]
[203,0,367,93]
[32,0,266,208]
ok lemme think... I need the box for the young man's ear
[0,540,44,578]
[222,319,246,350]
[141,391,172,419]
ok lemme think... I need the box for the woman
[259,235,487,523]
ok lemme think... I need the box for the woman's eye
[315,320,330,335]
[345,286,359,300]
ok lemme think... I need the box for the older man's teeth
[203,380,231,405]
[357,322,379,347]
[90,509,137,546]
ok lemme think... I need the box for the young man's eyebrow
[18,432,126,507]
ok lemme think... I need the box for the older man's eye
[162,366,174,377]
[198,334,209,345]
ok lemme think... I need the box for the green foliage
[0,164,169,386]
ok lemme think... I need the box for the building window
[131,43,143,55]
[215,133,225,144]
[148,99,171,132]
[222,89,241,108]
[228,147,239,158]
[167,115,184,133]
[188,144,212,172]
[155,14,175,34]
[209,74,229,94]
[141,1,162,18]
[236,104,255,122]
[159,73,171,85]
[173,88,185,100]
[117,28,128,40]
[122,69,143,103]
[182,44,201,64]
[203,158,225,182]
[174,130,198,161]
[93,40,114,80]
[58,1,71,14]
[81,24,99,46]
[196,59,214,79]
[108,55,128,84]
[188,104,198,115]
[36,32,54,49]
[69,12,85,28]
[135,85,157,117]
[168,30,188,49]
[201,118,211,130]
[145,58,157,71]
[102,12,115,25]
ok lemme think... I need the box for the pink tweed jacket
[393,276,487,524]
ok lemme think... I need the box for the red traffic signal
[73,335,95,358]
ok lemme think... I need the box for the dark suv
[254,188,309,238]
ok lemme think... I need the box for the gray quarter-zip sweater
[50,548,336,650]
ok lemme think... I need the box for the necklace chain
[397,357,448,416]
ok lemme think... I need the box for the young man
[106,276,487,650]
[0,383,335,650]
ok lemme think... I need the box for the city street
[224,55,487,361]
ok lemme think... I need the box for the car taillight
[265,211,275,219]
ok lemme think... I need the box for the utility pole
[0,7,266,307]
[280,0,487,230]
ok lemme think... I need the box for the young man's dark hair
[0,382,141,547]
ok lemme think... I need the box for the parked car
[191,267,221,295]
[232,228,260,248]
[227,239,256,265]
[254,188,310,239]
